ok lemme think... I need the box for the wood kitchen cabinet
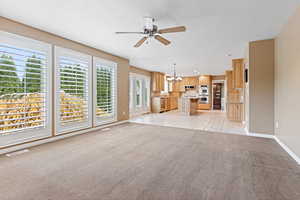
[198,104,211,110]
[152,72,165,92]
[199,75,211,85]
[186,77,198,86]
[227,103,243,121]
[232,59,244,89]
[168,80,181,92]
[169,96,178,110]
[179,78,187,91]
[173,81,181,92]
[226,70,234,90]
[226,59,244,122]
[152,96,177,113]
[177,77,199,91]
[226,70,241,103]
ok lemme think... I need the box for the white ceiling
[0,0,299,76]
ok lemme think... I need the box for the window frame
[135,79,142,108]
[129,73,150,117]
[54,46,92,134]
[0,31,52,147]
[93,56,117,126]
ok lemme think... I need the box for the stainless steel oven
[199,85,209,96]
[199,96,209,104]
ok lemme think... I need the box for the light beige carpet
[0,123,299,200]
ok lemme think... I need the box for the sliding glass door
[129,73,150,117]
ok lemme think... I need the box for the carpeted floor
[0,123,299,200]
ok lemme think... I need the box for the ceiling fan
[115,17,186,47]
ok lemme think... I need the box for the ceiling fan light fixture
[116,17,186,47]
[144,17,154,30]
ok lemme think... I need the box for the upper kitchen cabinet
[232,59,244,89]
[226,70,234,90]
[178,77,198,91]
[188,77,198,86]
[170,81,181,92]
[226,69,242,103]
[179,78,188,91]
[199,75,211,85]
[152,72,165,92]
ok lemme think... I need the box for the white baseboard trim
[0,120,129,155]
[246,132,275,139]
[274,136,300,165]
[247,132,300,165]
[246,131,300,165]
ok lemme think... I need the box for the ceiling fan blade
[116,32,144,34]
[158,26,186,34]
[134,37,148,47]
[154,35,171,46]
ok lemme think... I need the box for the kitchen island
[180,97,199,115]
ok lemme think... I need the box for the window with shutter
[55,47,92,134]
[0,31,52,147]
[93,57,117,125]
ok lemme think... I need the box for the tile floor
[130,110,246,135]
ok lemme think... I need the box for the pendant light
[167,63,182,82]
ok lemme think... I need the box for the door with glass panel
[129,73,150,117]
[93,57,117,126]
[55,47,92,134]
[0,31,52,147]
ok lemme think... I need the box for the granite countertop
[182,96,200,99]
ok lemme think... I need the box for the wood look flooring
[130,110,246,135]
[0,123,299,200]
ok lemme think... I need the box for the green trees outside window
[96,67,112,114]
[23,55,43,93]
[60,65,85,97]
[0,54,22,96]
[0,54,43,96]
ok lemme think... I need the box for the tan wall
[130,66,152,77]
[275,7,300,157]
[249,39,275,134]
[0,16,129,121]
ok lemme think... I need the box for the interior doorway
[212,81,225,111]
[129,73,151,117]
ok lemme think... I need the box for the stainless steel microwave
[184,85,195,89]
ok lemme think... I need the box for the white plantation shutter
[0,31,52,147]
[93,57,117,126]
[55,47,92,134]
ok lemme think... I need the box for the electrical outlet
[123,111,126,115]
[275,121,279,129]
